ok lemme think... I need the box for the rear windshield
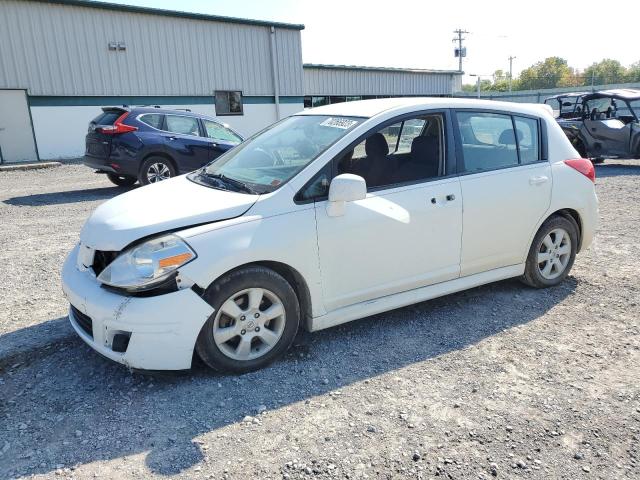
[91,110,123,125]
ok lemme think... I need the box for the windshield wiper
[200,172,257,194]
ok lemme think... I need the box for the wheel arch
[139,151,177,175]
[541,208,583,252]
[199,260,314,332]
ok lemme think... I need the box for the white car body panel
[459,162,552,276]
[62,245,214,370]
[61,97,598,370]
[80,174,258,251]
[315,177,462,311]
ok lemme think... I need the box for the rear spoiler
[101,106,130,113]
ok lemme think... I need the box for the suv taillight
[96,112,138,134]
[564,158,595,183]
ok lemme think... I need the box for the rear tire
[195,266,300,373]
[106,173,137,187]
[521,215,578,288]
[138,157,176,185]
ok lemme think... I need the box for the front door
[313,112,462,312]
[202,119,243,162]
[454,111,552,276]
[0,90,38,163]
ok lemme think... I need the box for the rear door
[454,110,552,276]
[162,114,211,173]
[85,108,125,161]
[202,119,243,162]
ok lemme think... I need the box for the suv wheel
[139,157,176,185]
[106,173,137,187]
[521,215,578,288]
[196,266,300,373]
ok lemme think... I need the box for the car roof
[545,92,588,101]
[582,89,640,102]
[102,105,215,118]
[296,97,551,119]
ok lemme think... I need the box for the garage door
[0,90,38,163]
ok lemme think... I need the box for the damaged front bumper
[61,244,214,370]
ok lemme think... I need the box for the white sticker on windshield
[320,117,358,129]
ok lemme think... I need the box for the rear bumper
[83,155,117,173]
[62,244,214,370]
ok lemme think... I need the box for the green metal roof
[303,63,462,75]
[35,0,305,30]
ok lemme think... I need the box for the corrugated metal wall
[303,66,461,96]
[0,0,304,97]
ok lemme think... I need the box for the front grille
[70,305,93,338]
[92,250,118,276]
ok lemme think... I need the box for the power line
[452,29,469,72]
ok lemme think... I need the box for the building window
[215,91,243,116]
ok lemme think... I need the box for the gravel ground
[0,161,639,480]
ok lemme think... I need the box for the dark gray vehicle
[544,92,588,120]
[551,89,640,163]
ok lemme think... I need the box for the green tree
[582,59,627,85]
[517,57,574,90]
[626,61,640,82]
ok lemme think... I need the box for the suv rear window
[91,110,122,126]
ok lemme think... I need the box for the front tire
[196,266,300,373]
[138,157,176,185]
[106,173,137,187]
[521,215,578,288]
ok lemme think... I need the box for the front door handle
[446,194,456,201]
[529,175,549,186]
[168,136,176,141]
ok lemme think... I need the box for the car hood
[80,175,258,251]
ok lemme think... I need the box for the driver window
[338,114,444,190]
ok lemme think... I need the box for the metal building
[0,0,463,162]
[303,64,463,108]
[0,0,305,161]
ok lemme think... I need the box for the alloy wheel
[537,228,572,280]
[212,288,286,361]
[146,162,171,183]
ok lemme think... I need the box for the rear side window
[456,112,541,173]
[165,115,201,136]
[514,116,539,164]
[139,114,163,129]
[91,111,121,126]
[203,120,242,143]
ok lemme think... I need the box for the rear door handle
[529,175,549,186]
[446,194,456,201]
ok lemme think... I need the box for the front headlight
[97,234,196,291]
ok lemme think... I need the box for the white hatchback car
[62,98,598,373]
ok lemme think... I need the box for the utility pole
[452,29,469,72]
[508,55,516,92]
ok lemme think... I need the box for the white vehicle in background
[62,98,598,373]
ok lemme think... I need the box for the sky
[106,0,640,84]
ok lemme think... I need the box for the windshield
[196,115,362,193]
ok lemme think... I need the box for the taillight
[564,158,595,183]
[96,112,138,135]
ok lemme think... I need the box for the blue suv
[84,106,243,186]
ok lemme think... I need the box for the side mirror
[326,174,366,217]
